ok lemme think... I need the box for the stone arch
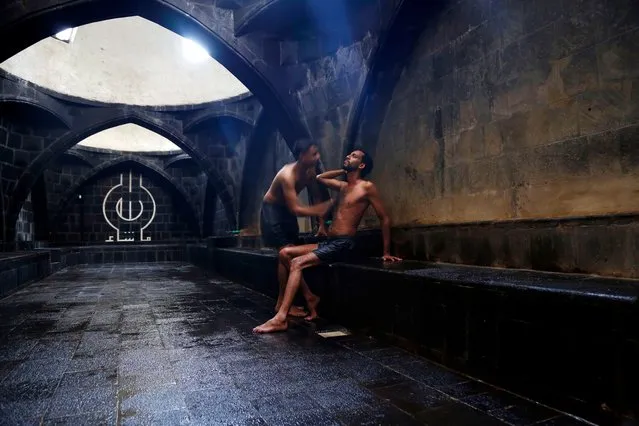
[184,110,255,134]
[344,0,447,157]
[0,0,305,143]
[237,109,277,231]
[59,150,96,168]
[164,154,197,169]
[8,109,236,241]
[51,155,201,237]
[0,96,71,129]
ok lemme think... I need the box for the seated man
[254,148,401,333]
[260,138,333,319]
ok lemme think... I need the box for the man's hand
[382,254,402,262]
[315,225,328,237]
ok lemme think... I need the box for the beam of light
[54,28,76,42]
[182,37,209,63]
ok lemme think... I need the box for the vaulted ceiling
[0,17,250,107]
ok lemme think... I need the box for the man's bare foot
[275,304,306,317]
[253,317,288,334]
[288,306,307,317]
[304,295,320,321]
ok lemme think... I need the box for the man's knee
[290,254,318,272]
[290,256,306,271]
[278,247,293,264]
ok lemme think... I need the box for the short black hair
[293,138,317,158]
[354,147,373,178]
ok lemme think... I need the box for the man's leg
[279,245,321,321]
[274,244,307,317]
[253,251,321,333]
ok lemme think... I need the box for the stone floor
[0,263,590,425]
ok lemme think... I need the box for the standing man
[254,148,401,333]
[260,138,333,319]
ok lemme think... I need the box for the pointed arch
[59,150,96,168]
[0,97,71,129]
[344,0,447,156]
[238,109,277,231]
[51,155,201,237]
[183,110,255,134]
[0,0,305,142]
[8,109,236,240]
[165,154,197,169]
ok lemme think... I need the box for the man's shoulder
[276,164,297,184]
[277,162,295,173]
[358,179,375,190]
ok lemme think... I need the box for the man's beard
[342,163,357,173]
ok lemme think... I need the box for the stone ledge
[0,250,51,297]
[199,245,639,424]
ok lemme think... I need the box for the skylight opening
[53,28,77,43]
[181,37,209,63]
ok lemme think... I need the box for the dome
[0,17,250,106]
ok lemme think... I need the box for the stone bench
[73,243,186,264]
[199,244,639,425]
[1,243,191,298]
[0,251,51,297]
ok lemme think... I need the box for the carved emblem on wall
[103,170,156,242]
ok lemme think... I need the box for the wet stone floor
[0,263,589,425]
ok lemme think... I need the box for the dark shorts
[260,201,299,248]
[313,237,356,263]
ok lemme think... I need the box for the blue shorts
[260,202,299,248]
[313,237,356,263]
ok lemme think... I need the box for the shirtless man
[254,148,402,333]
[260,138,332,320]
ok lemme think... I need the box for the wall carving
[103,170,156,242]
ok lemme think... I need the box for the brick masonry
[0,70,262,243]
[373,0,639,225]
[44,149,206,231]
[52,167,197,243]
[283,1,402,170]
[347,0,639,277]
[2,0,639,278]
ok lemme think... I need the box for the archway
[8,110,236,241]
[0,0,305,143]
[0,97,71,130]
[51,156,201,240]
[344,0,447,157]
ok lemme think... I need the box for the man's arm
[316,169,347,191]
[308,179,329,236]
[366,183,401,262]
[281,176,332,217]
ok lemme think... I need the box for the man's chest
[339,187,367,207]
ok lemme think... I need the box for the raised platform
[0,243,188,298]
[0,251,51,297]
[187,240,639,425]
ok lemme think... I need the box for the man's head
[343,148,374,178]
[293,138,320,167]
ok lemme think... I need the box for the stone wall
[0,102,67,241]
[187,115,253,211]
[346,0,639,277]
[52,169,196,243]
[285,1,402,170]
[374,0,639,226]
[44,149,208,236]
